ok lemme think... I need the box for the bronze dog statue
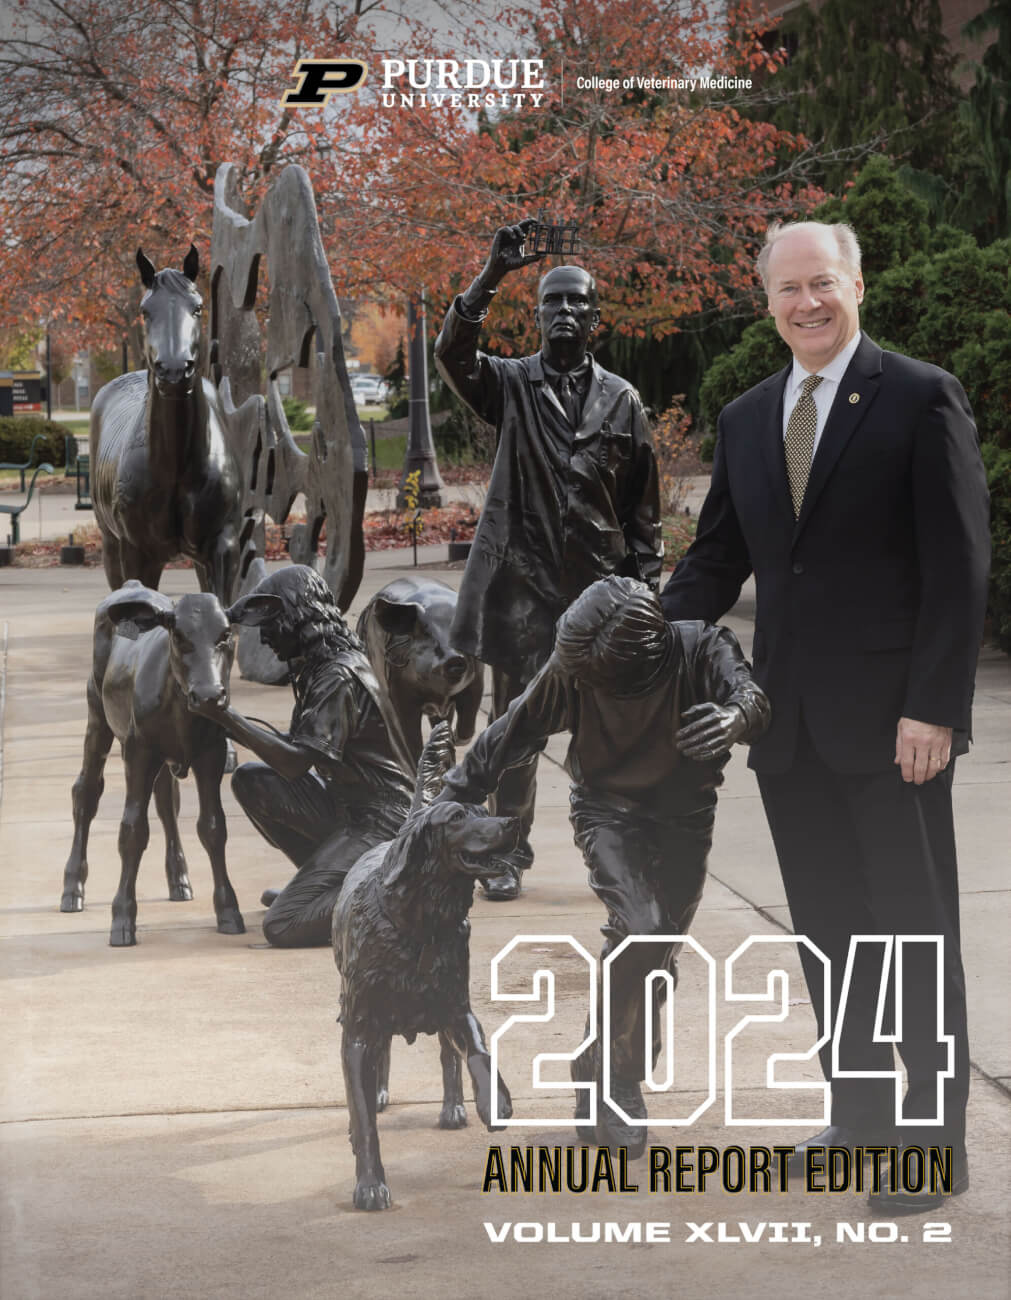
[332,780,517,1211]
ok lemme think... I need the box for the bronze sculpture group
[56,203,987,1220]
[59,224,759,1208]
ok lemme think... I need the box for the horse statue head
[136,245,203,398]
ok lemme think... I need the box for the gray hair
[756,221,862,290]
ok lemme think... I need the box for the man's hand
[478,218,545,289]
[676,703,747,761]
[895,716,952,784]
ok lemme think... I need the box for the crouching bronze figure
[437,576,771,1157]
[191,565,414,947]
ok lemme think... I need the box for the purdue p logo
[282,60,368,106]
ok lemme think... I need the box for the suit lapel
[757,363,793,522]
[793,335,883,541]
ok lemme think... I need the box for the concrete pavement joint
[706,869,792,935]
[2,1084,866,1128]
[974,1068,1011,1102]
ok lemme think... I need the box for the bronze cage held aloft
[529,211,580,257]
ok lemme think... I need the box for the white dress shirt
[781,329,863,454]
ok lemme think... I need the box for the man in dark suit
[435,219,662,899]
[660,220,990,1212]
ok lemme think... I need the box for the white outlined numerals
[488,934,949,1128]
[488,935,598,1126]
[832,935,953,1126]
[602,935,717,1126]
[724,936,831,1126]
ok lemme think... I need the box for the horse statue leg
[100,529,125,591]
[195,537,241,772]
[195,528,240,606]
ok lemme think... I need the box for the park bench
[0,432,50,491]
[0,462,55,545]
[63,433,79,476]
[66,434,92,508]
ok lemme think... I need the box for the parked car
[350,375,388,407]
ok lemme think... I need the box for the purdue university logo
[282,60,368,106]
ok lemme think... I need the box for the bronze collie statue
[332,725,517,1211]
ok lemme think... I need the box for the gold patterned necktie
[784,373,823,517]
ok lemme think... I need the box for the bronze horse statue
[91,246,243,602]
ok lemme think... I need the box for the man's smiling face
[766,226,864,372]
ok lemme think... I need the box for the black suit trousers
[757,724,969,1148]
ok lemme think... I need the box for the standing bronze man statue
[435,219,663,899]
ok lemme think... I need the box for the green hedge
[0,417,74,468]
[699,317,789,432]
[983,442,1011,653]
[281,396,313,432]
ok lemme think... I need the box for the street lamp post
[397,291,443,509]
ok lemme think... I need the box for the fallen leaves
[12,508,482,567]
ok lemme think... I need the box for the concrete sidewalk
[1,556,1008,1299]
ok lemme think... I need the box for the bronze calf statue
[61,582,271,946]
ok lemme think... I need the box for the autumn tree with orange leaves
[0,0,380,353]
[1,0,824,373]
[329,0,824,352]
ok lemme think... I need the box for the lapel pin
[848,392,860,404]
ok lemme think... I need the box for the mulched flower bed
[12,508,482,568]
[10,499,696,569]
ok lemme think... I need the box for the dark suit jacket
[660,333,991,774]
[435,300,662,679]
